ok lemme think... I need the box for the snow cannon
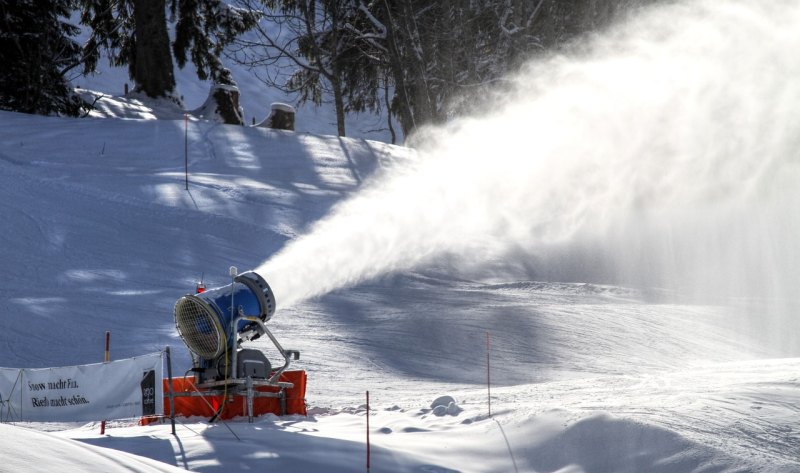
[173,269,299,387]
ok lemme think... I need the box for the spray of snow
[255,0,800,344]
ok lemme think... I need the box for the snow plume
[257,0,800,341]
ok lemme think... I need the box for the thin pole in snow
[366,390,371,472]
[104,331,110,362]
[100,331,110,434]
[184,114,189,190]
[166,346,176,436]
[487,331,491,418]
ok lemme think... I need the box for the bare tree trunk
[132,0,175,98]
[329,4,346,137]
[381,0,415,136]
[384,74,396,144]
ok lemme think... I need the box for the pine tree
[80,0,256,99]
[172,0,257,83]
[133,0,176,98]
[0,0,86,116]
[80,0,174,98]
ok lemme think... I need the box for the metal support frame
[0,370,22,422]
[227,314,298,386]
[165,314,299,425]
[168,378,291,422]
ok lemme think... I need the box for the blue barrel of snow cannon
[173,271,276,360]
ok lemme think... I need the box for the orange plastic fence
[162,370,307,420]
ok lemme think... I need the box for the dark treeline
[0,0,85,116]
[0,0,255,117]
[0,0,655,139]
[230,0,657,141]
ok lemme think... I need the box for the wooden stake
[366,390,371,472]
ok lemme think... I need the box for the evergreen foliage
[80,0,257,98]
[0,0,86,116]
[0,0,656,132]
[172,0,258,83]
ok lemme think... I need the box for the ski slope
[0,105,797,472]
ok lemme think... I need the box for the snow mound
[0,423,187,473]
[430,395,463,417]
[77,88,185,120]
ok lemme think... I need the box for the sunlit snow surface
[0,106,797,472]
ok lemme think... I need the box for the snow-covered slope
[0,104,797,472]
[0,107,397,367]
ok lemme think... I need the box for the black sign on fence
[141,370,156,416]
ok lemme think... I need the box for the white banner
[0,353,162,422]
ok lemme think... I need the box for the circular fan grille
[174,296,225,359]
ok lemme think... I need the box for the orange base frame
[161,370,307,420]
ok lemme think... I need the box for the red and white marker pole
[366,390,371,472]
[100,331,110,434]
